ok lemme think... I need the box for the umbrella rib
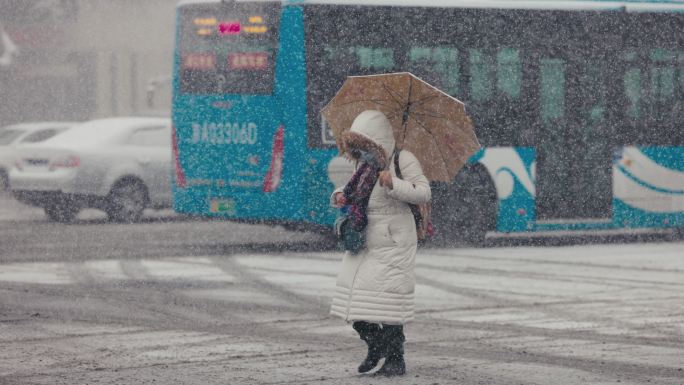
[407,113,434,135]
[409,93,439,107]
[401,77,414,143]
[408,114,453,178]
[406,93,450,119]
[410,110,449,120]
[385,109,404,120]
[408,93,455,118]
[377,81,406,110]
[340,98,399,108]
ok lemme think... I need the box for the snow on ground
[1,242,683,384]
[1,243,681,339]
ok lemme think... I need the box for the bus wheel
[432,167,497,247]
[106,179,148,223]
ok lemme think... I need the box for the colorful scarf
[342,150,382,231]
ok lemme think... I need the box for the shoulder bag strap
[392,148,422,226]
[393,148,402,178]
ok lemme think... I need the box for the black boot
[353,321,384,373]
[374,324,406,377]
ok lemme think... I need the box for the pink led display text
[219,22,241,35]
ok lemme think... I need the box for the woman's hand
[333,192,347,207]
[378,171,393,190]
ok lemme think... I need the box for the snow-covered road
[1,243,683,384]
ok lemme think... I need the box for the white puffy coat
[330,110,431,325]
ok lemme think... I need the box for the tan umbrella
[321,72,480,182]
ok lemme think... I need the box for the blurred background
[0,0,174,125]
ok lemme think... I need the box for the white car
[10,117,172,222]
[0,122,76,190]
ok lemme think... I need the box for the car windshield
[19,128,63,143]
[0,128,25,145]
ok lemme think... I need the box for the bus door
[536,34,620,222]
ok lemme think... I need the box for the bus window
[178,2,280,95]
[623,51,641,119]
[465,47,522,101]
[647,48,679,144]
[540,58,566,123]
[407,47,459,95]
[322,46,395,71]
[469,49,494,102]
[497,48,522,99]
[623,47,681,145]
[650,49,676,102]
[356,47,395,70]
[463,46,527,146]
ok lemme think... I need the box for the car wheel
[432,167,497,247]
[107,180,148,223]
[44,198,80,223]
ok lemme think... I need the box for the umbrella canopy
[322,72,480,182]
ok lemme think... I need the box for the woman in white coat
[331,110,431,376]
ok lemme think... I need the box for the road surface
[1,194,683,384]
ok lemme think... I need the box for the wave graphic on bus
[479,148,536,200]
[614,147,684,213]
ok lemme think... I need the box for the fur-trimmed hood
[341,110,396,169]
[342,130,388,170]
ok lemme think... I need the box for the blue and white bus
[171,0,684,243]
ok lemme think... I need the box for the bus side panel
[476,147,536,232]
[171,9,199,216]
[613,146,684,228]
[273,5,308,221]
